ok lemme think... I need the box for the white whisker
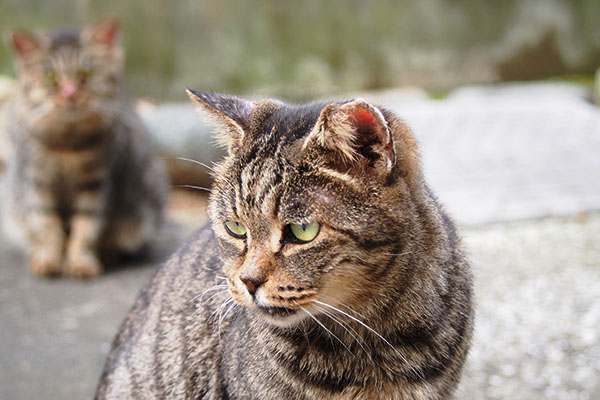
[202,290,230,304]
[171,156,217,174]
[313,300,427,383]
[186,284,228,304]
[300,306,355,358]
[172,184,212,193]
[167,156,237,192]
[188,289,229,319]
[209,297,235,321]
[313,304,371,361]
[218,302,238,337]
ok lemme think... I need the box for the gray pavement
[0,223,185,400]
[1,82,599,399]
[458,213,600,399]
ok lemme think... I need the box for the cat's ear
[83,17,120,47]
[305,99,396,175]
[186,89,255,150]
[7,30,43,59]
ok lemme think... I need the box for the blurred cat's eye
[289,222,320,243]
[77,67,95,83]
[224,221,247,239]
[44,69,57,84]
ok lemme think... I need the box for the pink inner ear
[91,20,118,46]
[350,109,379,133]
[352,110,377,126]
[11,32,39,56]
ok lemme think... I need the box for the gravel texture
[457,213,600,399]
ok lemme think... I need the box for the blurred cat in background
[0,18,168,278]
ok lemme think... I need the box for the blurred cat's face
[9,18,123,135]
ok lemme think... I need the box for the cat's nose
[240,275,267,297]
[59,79,78,100]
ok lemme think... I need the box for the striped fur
[96,91,473,399]
[0,19,168,278]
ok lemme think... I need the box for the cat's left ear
[7,30,43,59]
[305,99,396,175]
[186,89,255,150]
[83,17,120,47]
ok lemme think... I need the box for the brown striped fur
[96,91,473,399]
[0,19,168,278]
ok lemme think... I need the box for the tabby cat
[0,19,168,278]
[96,90,474,399]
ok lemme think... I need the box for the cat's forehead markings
[269,224,282,252]
[260,185,279,217]
[240,167,253,203]
[51,46,83,70]
[319,167,359,187]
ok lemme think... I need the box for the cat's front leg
[63,189,107,278]
[28,209,65,277]
[24,180,65,277]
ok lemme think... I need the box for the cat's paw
[30,253,62,277]
[63,254,103,279]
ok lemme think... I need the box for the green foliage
[1,0,599,101]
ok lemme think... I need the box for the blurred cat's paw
[30,253,62,277]
[63,253,103,279]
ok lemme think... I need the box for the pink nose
[60,80,78,100]
[240,274,267,296]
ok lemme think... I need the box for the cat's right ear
[83,17,120,47]
[6,30,42,59]
[186,89,255,150]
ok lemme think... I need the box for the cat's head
[189,90,423,328]
[7,18,123,134]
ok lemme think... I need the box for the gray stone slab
[368,82,600,225]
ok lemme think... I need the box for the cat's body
[97,91,473,399]
[0,19,168,278]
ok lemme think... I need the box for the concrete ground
[458,213,600,399]
[1,82,599,399]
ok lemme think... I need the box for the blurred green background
[1,0,599,101]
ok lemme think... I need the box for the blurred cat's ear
[186,89,255,150]
[7,30,42,58]
[84,17,120,47]
[305,99,396,175]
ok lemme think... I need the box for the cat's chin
[254,305,307,328]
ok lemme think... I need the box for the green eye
[224,221,247,239]
[289,222,320,243]
[44,69,57,83]
[77,68,94,82]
